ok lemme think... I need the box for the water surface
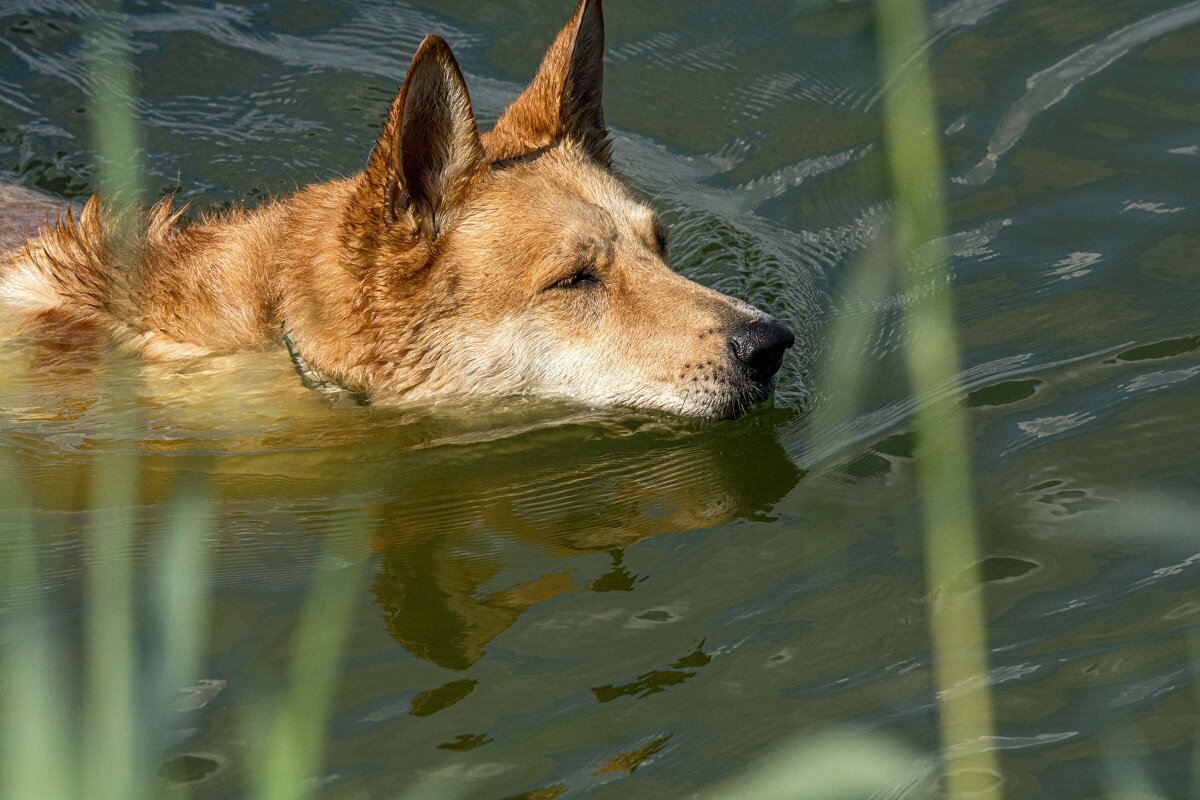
[2,0,1199,797]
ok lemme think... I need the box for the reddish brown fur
[0,0,792,418]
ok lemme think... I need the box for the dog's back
[0,181,311,358]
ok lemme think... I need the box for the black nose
[729,317,795,381]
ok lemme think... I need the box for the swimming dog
[0,0,793,419]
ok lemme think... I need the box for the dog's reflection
[371,421,801,670]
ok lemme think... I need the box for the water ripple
[958,0,1200,186]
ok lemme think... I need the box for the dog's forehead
[482,148,654,236]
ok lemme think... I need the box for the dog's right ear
[362,35,485,240]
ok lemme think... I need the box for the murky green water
[2,0,1199,797]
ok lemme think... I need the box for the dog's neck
[269,178,454,400]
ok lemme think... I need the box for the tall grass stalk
[1192,634,1200,799]
[0,453,76,800]
[153,477,215,729]
[873,1,1000,798]
[250,544,368,800]
[808,233,895,464]
[703,731,925,800]
[85,0,141,207]
[82,368,141,800]
[80,5,145,797]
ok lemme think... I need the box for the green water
[2,0,1199,797]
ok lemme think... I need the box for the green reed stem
[0,450,76,800]
[809,233,894,463]
[1190,633,1200,799]
[80,1,146,793]
[251,544,368,800]
[153,473,214,743]
[703,731,924,800]
[80,7,215,800]
[82,365,142,800]
[85,0,142,206]
[873,1,1001,798]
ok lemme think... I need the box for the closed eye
[547,257,602,290]
[552,270,600,289]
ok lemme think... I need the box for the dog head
[346,0,793,419]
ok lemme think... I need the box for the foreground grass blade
[85,0,142,206]
[82,362,142,800]
[152,474,214,750]
[1192,634,1200,799]
[873,1,1001,798]
[703,731,925,800]
[809,232,895,465]
[0,449,76,800]
[251,544,368,800]
[1101,730,1167,800]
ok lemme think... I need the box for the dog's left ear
[490,0,610,166]
[364,35,485,239]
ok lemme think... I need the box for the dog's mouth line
[281,324,779,419]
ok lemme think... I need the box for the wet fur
[0,0,786,419]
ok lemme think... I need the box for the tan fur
[0,0,792,419]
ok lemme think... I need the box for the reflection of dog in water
[0,0,793,419]
[372,422,801,670]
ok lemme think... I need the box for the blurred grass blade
[81,2,146,794]
[873,1,1000,798]
[809,230,895,464]
[251,544,368,800]
[1193,634,1200,799]
[83,361,142,800]
[85,0,142,206]
[153,473,214,737]
[703,731,926,800]
[0,625,76,800]
[1101,729,1167,800]
[393,777,470,800]
[0,450,76,800]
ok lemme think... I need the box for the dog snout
[729,317,795,381]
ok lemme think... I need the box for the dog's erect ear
[490,0,610,166]
[364,35,485,239]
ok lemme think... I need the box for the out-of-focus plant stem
[85,0,141,208]
[80,3,145,799]
[873,1,1001,799]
